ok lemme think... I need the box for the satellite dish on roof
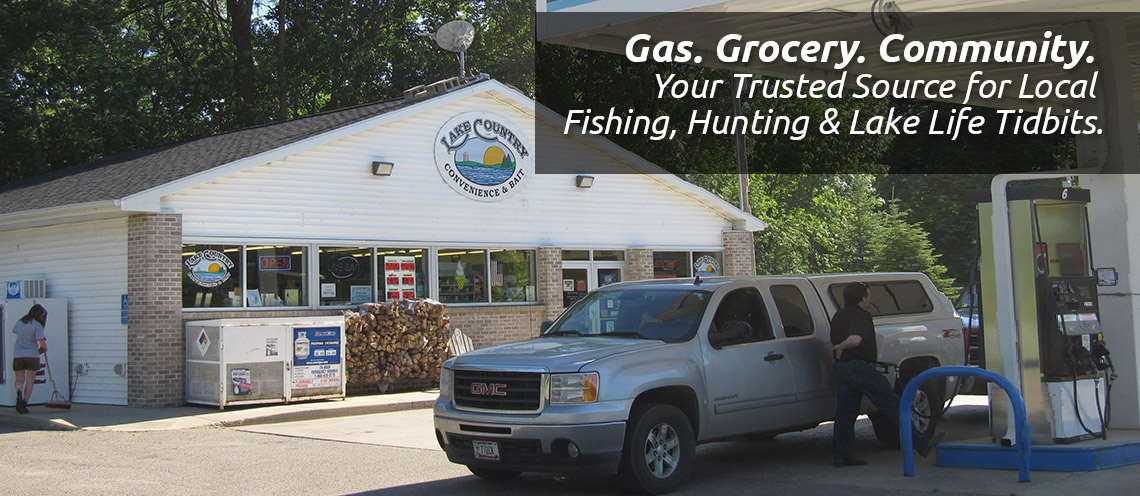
[421,20,476,79]
[434,20,476,53]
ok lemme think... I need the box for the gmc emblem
[470,382,507,396]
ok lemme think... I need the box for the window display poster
[292,326,342,390]
[350,285,372,303]
[384,255,417,301]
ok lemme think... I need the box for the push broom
[42,352,71,409]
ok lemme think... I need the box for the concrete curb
[0,394,437,432]
[0,412,79,431]
[212,399,437,428]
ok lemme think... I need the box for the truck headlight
[439,367,454,399]
[550,372,598,404]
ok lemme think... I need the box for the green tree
[876,174,993,287]
[749,174,883,275]
[1,0,536,188]
[867,202,955,295]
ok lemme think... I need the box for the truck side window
[771,285,814,337]
[827,280,934,317]
[708,287,773,348]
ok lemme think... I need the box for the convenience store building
[0,77,764,407]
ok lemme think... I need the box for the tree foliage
[0,0,534,187]
[868,202,956,294]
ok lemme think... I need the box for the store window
[692,251,723,277]
[653,252,691,278]
[379,248,427,301]
[490,250,537,303]
[246,245,308,307]
[182,244,243,308]
[562,250,590,261]
[562,249,626,262]
[438,249,487,303]
[593,250,625,261]
[652,251,723,278]
[318,247,372,307]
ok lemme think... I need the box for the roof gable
[0,85,461,216]
[1,78,763,232]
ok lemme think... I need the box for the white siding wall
[166,93,733,248]
[0,217,129,405]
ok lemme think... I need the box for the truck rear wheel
[870,378,942,448]
[619,403,695,495]
[467,466,521,480]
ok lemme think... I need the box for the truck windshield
[544,288,711,342]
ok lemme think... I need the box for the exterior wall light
[372,161,395,176]
[576,175,594,188]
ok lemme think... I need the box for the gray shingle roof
[0,94,438,216]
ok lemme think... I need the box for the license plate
[472,440,500,461]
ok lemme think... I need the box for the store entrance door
[561,262,625,308]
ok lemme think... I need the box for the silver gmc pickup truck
[433,273,965,493]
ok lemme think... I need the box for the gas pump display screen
[1056,243,1085,277]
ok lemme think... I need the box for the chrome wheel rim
[642,422,680,479]
[912,389,932,433]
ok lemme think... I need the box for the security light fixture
[372,161,395,176]
[576,175,594,188]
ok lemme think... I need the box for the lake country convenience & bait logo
[185,249,234,287]
[435,111,533,201]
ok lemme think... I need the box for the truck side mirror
[540,321,554,333]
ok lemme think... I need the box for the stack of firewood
[343,299,450,392]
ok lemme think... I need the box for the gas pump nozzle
[1091,339,1114,373]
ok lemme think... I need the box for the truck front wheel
[620,403,695,495]
[467,466,521,480]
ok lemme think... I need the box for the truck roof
[604,272,930,292]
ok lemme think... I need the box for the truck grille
[453,370,544,411]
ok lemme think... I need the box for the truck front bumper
[434,401,627,474]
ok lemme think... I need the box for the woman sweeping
[11,304,47,414]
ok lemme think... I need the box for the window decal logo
[185,250,234,287]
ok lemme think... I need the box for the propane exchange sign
[435,111,533,202]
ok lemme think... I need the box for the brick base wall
[127,213,184,407]
[722,230,757,276]
[627,248,654,282]
[448,305,549,348]
[537,247,563,322]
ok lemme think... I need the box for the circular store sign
[327,256,361,279]
[185,250,234,287]
[434,111,533,202]
[694,255,721,277]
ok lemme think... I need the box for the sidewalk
[0,391,439,432]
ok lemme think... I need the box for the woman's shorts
[12,357,40,371]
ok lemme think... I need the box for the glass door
[562,262,625,309]
[562,267,589,308]
[597,266,623,288]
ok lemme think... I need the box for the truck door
[762,280,835,421]
[701,285,799,439]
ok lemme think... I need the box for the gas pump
[976,185,1113,444]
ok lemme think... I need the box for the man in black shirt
[830,282,938,466]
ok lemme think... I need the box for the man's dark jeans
[833,360,928,461]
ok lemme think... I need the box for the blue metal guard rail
[900,366,1031,482]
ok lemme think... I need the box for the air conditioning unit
[5,280,46,299]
